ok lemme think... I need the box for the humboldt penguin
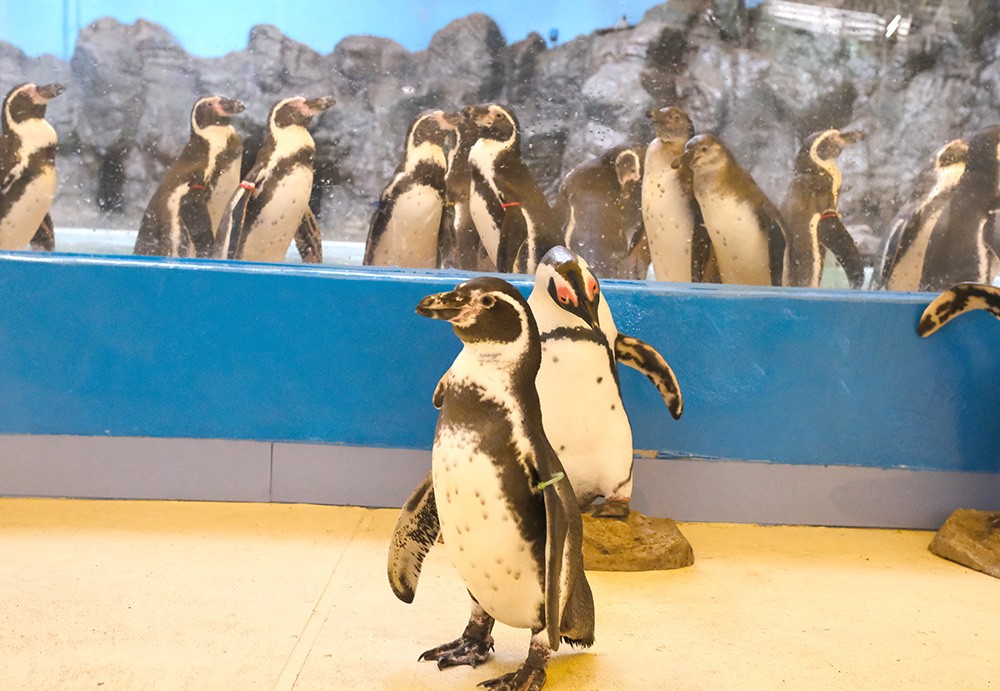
[673,133,787,286]
[363,110,456,268]
[0,82,64,252]
[437,110,493,271]
[465,103,560,273]
[918,126,1000,292]
[134,95,244,258]
[553,145,645,279]
[642,106,715,283]
[215,95,334,263]
[779,128,866,288]
[918,283,1000,337]
[528,246,683,517]
[874,139,969,291]
[390,276,594,690]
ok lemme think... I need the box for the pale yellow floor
[1,499,998,690]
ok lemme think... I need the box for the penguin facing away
[389,276,594,690]
[779,129,866,288]
[363,109,456,268]
[465,103,560,273]
[554,145,645,279]
[215,96,334,263]
[917,282,1000,337]
[134,95,245,258]
[642,105,715,283]
[528,246,683,518]
[919,126,1000,292]
[673,133,787,286]
[0,82,64,252]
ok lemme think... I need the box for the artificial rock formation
[929,509,1000,580]
[582,510,695,571]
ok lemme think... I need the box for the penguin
[527,246,683,518]
[874,139,969,291]
[918,126,1000,292]
[553,145,646,279]
[673,133,787,286]
[215,96,334,263]
[0,82,64,252]
[779,129,866,288]
[641,106,715,283]
[917,282,1000,337]
[134,95,244,258]
[464,103,560,273]
[437,110,494,271]
[363,110,455,268]
[389,276,594,690]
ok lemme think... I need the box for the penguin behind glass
[673,132,787,286]
[389,276,594,691]
[779,129,866,288]
[875,138,969,291]
[363,109,456,268]
[641,105,714,283]
[215,95,334,263]
[528,246,683,518]
[134,95,245,258]
[464,103,560,273]
[0,82,64,252]
[554,145,645,279]
[918,126,1000,292]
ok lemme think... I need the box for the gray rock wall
[1,2,998,255]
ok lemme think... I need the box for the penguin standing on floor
[553,145,645,279]
[214,96,334,263]
[641,106,714,283]
[528,246,683,517]
[0,82,64,252]
[875,138,969,291]
[918,282,1000,337]
[465,103,560,273]
[673,133,787,286]
[363,110,456,268]
[779,129,866,288]
[918,126,1000,292]
[134,96,245,258]
[437,110,493,271]
[389,276,594,690]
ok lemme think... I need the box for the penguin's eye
[556,285,576,306]
[480,294,496,308]
[700,145,708,153]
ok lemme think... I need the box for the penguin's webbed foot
[592,497,630,519]
[988,513,1000,532]
[477,664,546,691]
[419,635,494,669]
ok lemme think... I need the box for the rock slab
[582,510,694,571]
[928,509,1000,579]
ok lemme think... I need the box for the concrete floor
[1,499,998,690]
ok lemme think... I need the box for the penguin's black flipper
[917,283,1000,337]
[387,471,440,604]
[531,447,576,651]
[179,184,214,258]
[215,184,252,259]
[614,333,683,419]
[691,222,718,283]
[497,202,529,273]
[766,217,787,287]
[818,213,865,289]
[294,208,323,264]
[432,372,449,409]
[29,214,55,251]
[625,224,651,280]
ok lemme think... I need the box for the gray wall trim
[1,435,997,529]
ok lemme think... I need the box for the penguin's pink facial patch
[556,284,577,307]
[586,277,600,301]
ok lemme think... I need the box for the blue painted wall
[1,251,998,473]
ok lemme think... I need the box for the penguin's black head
[935,138,969,169]
[407,110,457,154]
[672,133,727,173]
[461,103,519,148]
[270,96,335,129]
[3,83,63,128]
[802,129,865,166]
[192,95,245,131]
[533,246,602,331]
[647,106,694,142]
[416,277,536,347]
[604,146,642,191]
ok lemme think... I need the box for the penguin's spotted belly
[432,425,544,631]
[239,167,312,262]
[0,167,54,249]
[700,193,771,285]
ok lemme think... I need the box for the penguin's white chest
[536,337,632,503]
[209,159,241,235]
[239,165,313,262]
[699,192,773,285]
[371,183,442,268]
[0,165,55,250]
[643,144,696,282]
[887,205,946,291]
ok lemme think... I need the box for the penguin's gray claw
[592,497,630,519]
[478,664,546,690]
[419,635,495,669]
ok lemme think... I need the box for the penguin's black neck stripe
[539,326,606,346]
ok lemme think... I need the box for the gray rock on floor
[928,508,1000,579]
[582,510,694,571]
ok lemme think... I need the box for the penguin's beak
[462,105,494,128]
[671,150,693,170]
[836,130,866,147]
[302,97,335,116]
[218,98,245,116]
[35,83,64,101]
[416,290,466,322]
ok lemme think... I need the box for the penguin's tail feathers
[560,634,595,649]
